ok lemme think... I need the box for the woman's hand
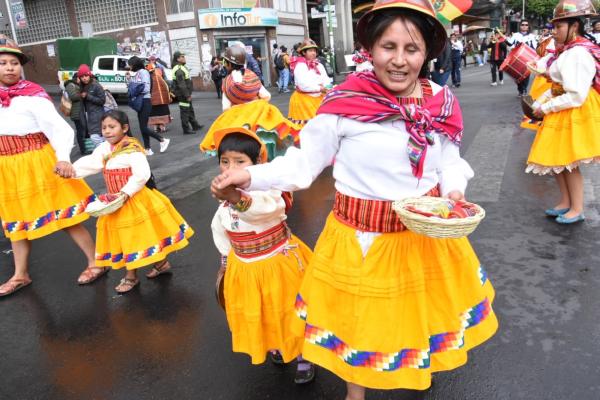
[532,106,545,119]
[54,161,75,178]
[445,190,465,202]
[212,169,251,192]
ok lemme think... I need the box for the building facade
[4,0,308,88]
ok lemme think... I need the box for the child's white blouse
[73,141,151,197]
[211,189,288,262]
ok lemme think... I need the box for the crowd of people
[1,0,600,398]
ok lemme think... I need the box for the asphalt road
[2,68,600,400]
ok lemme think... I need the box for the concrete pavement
[2,67,600,400]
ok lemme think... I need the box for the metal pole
[4,0,17,41]
[326,0,336,78]
[522,0,525,21]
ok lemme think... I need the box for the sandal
[0,277,32,297]
[146,260,172,279]
[115,278,140,293]
[77,267,110,285]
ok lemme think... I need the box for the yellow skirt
[95,187,194,270]
[0,144,93,241]
[200,99,301,154]
[292,214,498,390]
[526,89,600,175]
[224,235,312,364]
[520,75,553,131]
[288,91,324,125]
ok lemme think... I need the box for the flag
[433,0,473,23]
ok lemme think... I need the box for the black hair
[217,132,261,165]
[281,45,287,52]
[102,110,131,136]
[127,56,145,72]
[361,9,436,78]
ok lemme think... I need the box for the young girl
[72,110,194,293]
[209,127,314,384]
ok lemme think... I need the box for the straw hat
[356,0,448,58]
[552,0,597,22]
[0,35,28,64]
[213,126,267,163]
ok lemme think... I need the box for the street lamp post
[326,0,336,79]
[522,0,525,20]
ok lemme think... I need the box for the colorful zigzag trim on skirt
[95,223,190,263]
[295,294,493,371]
[2,195,95,234]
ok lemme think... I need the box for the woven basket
[392,197,485,239]
[85,194,127,218]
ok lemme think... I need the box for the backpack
[274,54,285,70]
[127,81,145,112]
[103,90,118,112]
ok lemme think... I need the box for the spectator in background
[172,51,203,135]
[277,46,291,93]
[449,33,463,87]
[127,56,170,155]
[77,64,105,147]
[431,38,452,86]
[210,56,226,99]
[64,72,90,155]
[229,41,263,83]
[488,31,507,86]
[591,20,600,43]
[479,37,488,65]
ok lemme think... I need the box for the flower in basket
[405,200,478,219]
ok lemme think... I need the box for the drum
[500,43,539,83]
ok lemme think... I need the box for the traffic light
[316,0,325,12]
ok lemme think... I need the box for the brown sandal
[146,260,172,279]
[115,278,140,293]
[77,267,110,285]
[0,277,32,297]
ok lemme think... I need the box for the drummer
[500,20,538,96]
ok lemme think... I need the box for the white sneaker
[499,80,504,85]
[490,82,497,86]
[146,149,154,156]
[160,138,170,153]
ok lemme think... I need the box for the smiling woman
[209,1,498,399]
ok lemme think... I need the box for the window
[212,0,262,7]
[74,0,158,34]
[14,0,71,45]
[166,0,193,14]
[273,0,300,13]
[117,58,129,72]
[97,57,115,71]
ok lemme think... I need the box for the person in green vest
[171,51,203,135]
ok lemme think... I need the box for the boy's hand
[211,182,242,204]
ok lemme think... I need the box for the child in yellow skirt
[209,127,315,384]
[72,110,194,292]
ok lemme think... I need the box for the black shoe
[269,351,285,365]
[294,362,316,384]
[183,130,197,135]
[192,124,204,131]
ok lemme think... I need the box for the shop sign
[9,0,27,29]
[199,8,278,29]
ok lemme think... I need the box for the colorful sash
[317,71,463,179]
[0,80,52,107]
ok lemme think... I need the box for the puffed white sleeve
[294,63,322,93]
[120,152,151,197]
[258,85,271,101]
[542,47,595,114]
[72,142,107,178]
[31,97,74,162]
[318,64,332,86]
[238,190,286,225]
[247,113,342,192]
[437,136,474,196]
[211,207,232,257]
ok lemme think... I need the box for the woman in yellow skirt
[209,127,315,384]
[288,38,332,126]
[0,36,105,296]
[527,0,600,224]
[211,1,498,398]
[72,110,194,293]
[201,46,301,158]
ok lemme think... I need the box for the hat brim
[213,127,268,163]
[551,12,597,22]
[356,4,448,59]
[300,45,319,53]
[0,48,28,64]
